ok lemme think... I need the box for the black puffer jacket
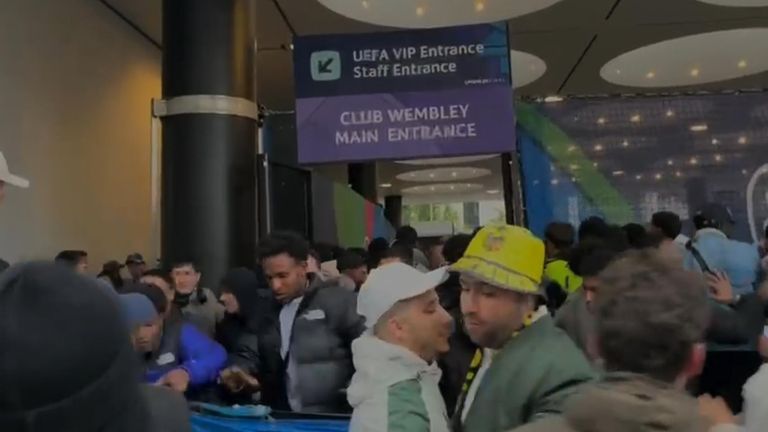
[254,274,365,413]
[208,268,274,405]
[216,268,273,370]
[436,272,477,415]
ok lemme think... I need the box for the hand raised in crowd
[698,394,737,426]
[219,366,260,394]
[157,368,191,393]
[757,279,768,302]
[706,271,735,305]
[760,335,768,361]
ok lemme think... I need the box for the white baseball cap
[0,152,29,188]
[357,262,449,329]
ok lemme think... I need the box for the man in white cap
[348,262,453,432]
[0,151,29,204]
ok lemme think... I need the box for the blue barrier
[191,415,349,432]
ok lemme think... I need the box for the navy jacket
[142,320,227,387]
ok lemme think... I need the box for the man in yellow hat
[451,225,595,432]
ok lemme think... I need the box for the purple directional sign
[293,23,516,164]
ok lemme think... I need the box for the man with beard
[451,225,594,432]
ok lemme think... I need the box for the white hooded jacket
[347,333,450,432]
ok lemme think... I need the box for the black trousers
[696,350,762,413]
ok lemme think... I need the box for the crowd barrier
[189,404,350,432]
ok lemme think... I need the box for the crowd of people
[2,198,768,432]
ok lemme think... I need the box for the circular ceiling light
[402,183,484,194]
[397,167,491,182]
[698,0,768,6]
[396,155,497,165]
[511,50,547,88]
[317,0,564,28]
[600,28,768,88]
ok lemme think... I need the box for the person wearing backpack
[684,203,765,413]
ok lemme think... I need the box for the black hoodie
[216,268,273,369]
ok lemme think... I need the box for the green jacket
[455,315,595,432]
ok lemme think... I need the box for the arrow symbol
[317,57,334,74]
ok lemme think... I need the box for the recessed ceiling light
[690,157,699,165]
[380,183,392,188]
[655,173,663,180]
[451,171,457,177]
[667,159,674,166]
[320,0,567,27]
[622,140,630,148]
[416,6,425,16]
[397,155,497,165]
[597,117,606,125]
[600,29,768,88]
[450,185,455,190]
[612,171,625,176]
[486,189,499,194]
[475,1,485,12]
[690,124,708,132]
[630,114,641,123]
[714,154,723,162]
[666,109,675,118]
[510,50,548,89]
[712,138,720,145]
[742,169,749,175]
[699,0,768,6]
[738,136,748,144]
[594,144,604,151]
[636,174,643,180]
[676,171,683,178]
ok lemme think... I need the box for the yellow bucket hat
[451,225,545,295]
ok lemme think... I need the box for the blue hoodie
[144,322,227,387]
[684,228,762,296]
